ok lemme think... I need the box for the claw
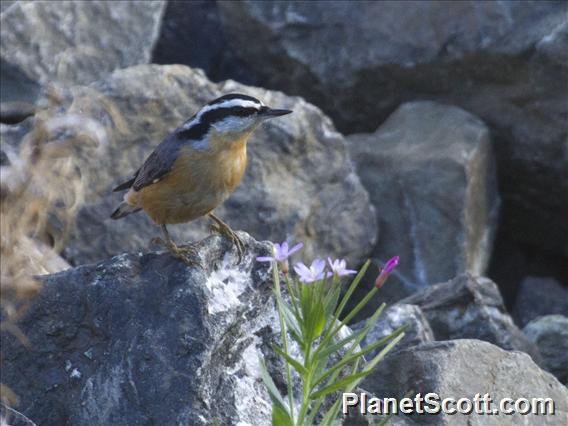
[166,242,201,267]
[153,226,201,267]
[208,214,245,263]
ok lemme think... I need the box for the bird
[110,93,292,265]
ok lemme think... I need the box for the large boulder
[347,102,498,302]
[0,1,166,108]
[24,64,376,267]
[217,1,568,256]
[401,274,540,361]
[1,232,279,425]
[513,276,568,327]
[524,315,568,385]
[363,340,568,425]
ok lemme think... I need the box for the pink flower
[375,256,399,289]
[327,258,357,277]
[257,241,304,263]
[294,259,327,283]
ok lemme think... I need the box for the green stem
[285,273,301,322]
[273,262,295,421]
[314,286,379,361]
[296,318,314,426]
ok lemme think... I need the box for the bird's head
[178,93,292,149]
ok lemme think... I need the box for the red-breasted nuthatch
[111,93,292,264]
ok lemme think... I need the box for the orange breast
[129,139,248,225]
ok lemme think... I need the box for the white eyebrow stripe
[197,99,263,119]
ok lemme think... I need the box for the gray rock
[28,64,375,267]
[513,276,568,327]
[362,340,568,425]
[524,315,568,385]
[0,1,166,104]
[401,274,541,361]
[1,232,278,425]
[353,304,434,358]
[347,102,498,302]
[218,1,568,256]
[152,0,256,85]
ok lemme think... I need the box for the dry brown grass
[0,86,108,407]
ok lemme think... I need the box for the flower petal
[294,262,311,276]
[288,242,304,256]
[256,256,275,262]
[383,256,400,274]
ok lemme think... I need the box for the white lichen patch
[228,339,272,426]
[70,368,82,379]
[204,252,253,315]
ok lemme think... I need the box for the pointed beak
[260,107,293,118]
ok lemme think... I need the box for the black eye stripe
[176,106,259,140]
[177,121,209,140]
[200,106,259,125]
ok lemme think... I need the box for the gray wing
[131,134,181,192]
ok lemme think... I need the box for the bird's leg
[208,213,245,262]
[155,224,200,267]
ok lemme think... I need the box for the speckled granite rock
[2,232,278,425]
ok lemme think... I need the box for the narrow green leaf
[315,328,365,360]
[314,277,379,363]
[323,285,341,318]
[334,259,371,319]
[319,399,342,426]
[319,331,406,425]
[258,357,289,412]
[272,344,308,376]
[309,370,371,400]
[313,326,405,389]
[363,331,405,374]
[281,302,303,344]
[272,404,294,426]
[313,300,326,339]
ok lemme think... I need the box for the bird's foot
[209,222,245,263]
[152,237,201,267]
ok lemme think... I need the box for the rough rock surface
[513,276,568,327]
[26,64,375,267]
[218,1,568,256]
[524,315,568,385]
[363,340,568,425]
[347,102,498,302]
[401,274,540,361]
[0,0,166,107]
[353,304,434,358]
[1,232,280,425]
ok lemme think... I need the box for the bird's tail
[110,202,141,220]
